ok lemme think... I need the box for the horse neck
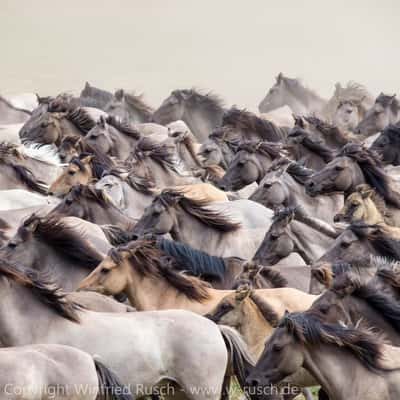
[303,342,378,399]
[254,153,274,182]
[362,198,385,224]
[172,205,225,247]
[345,160,365,195]
[183,105,222,142]
[110,129,138,159]
[123,182,153,211]
[0,281,67,346]
[33,239,91,291]
[125,267,216,313]
[240,300,274,358]
[59,118,84,138]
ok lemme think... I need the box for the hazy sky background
[1,0,399,110]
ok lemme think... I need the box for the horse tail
[94,358,133,400]
[219,325,255,390]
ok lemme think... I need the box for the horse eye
[335,166,344,171]
[101,268,111,275]
[7,241,17,249]
[68,170,76,176]
[319,305,330,314]
[41,122,49,128]
[263,183,272,188]
[270,233,279,241]
[351,202,359,207]
[340,241,351,248]
[65,198,73,205]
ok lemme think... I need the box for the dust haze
[1,0,399,110]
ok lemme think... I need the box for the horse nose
[130,233,139,241]
[48,191,54,196]
[59,154,66,161]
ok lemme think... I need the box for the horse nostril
[333,214,341,222]
[307,181,315,188]
[130,233,139,241]
[48,191,54,196]
[246,378,260,388]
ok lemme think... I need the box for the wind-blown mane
[79,82,114,109]
[238,140,283,159]
[349,221,400,260]
[0,259,81,322]
[111,239,211,301]
[223,107,286,142]
[340,143,400,208]
[285,161,314,185]
[157,189,241,232]
[289,128,334,163]
[130,137,182,174]
[272,206,296,224]
[0,95,32,115]
[249,290,279,327]
[105,115,141,140]
[20,214,104,269]
[175,89,225,114]
[332,274,400,334]
[304,115,350,145]
[0,142,48,194]
[108,169,156,195]
[281,311,383,371]
[156,238,226,281]
[115,89,154,121]
[48,102,97,134]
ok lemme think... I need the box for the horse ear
[80,154,94,165]
[388,94,397,104]
[115,89,124,101]
[312,266,332,287]
[25,217,40,233]
[85,82,90,89]
[360,188,374,199]
[73,137,82,148]
[181,90,191,100]
[235,284,251,301]
[276,73,283,84]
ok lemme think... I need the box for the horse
[0,95,31,124]
[253,207,336,266]
[50,184,136,229]
[333,99,368,132]
[0,344,131,400]
[198,127,240,169]
[105,89,153,123]
[20,101,96,146]
[370,123,400,166]
[78,239,317,316]
[249,159,343,222]
[221,107,288,142]
[305,143,400,211]
[83,115,142,161]
[130,189,272,259]
[0,213,110,291]
[356,93,400,136]
[0,259,253,400]
[48,153,111,197]
[153,89,225,143]
[310,270,400,346]
[258,73,327,116]
[247,310,400,400]
[334,184,400,228]
[127,136,198,187]
[217,140,284,191]
[205,286,316,400]
[0,142,50,194]
[286,125,335,171]
[79,82,114,110]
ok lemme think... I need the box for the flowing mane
[156,238,226,281]
[62,106,97,134]
[19,214,104,269]
[157,188,241,232]
[0,142,48,194]
[304,115,350,145]
[107,169,156,195]
[272,206,296,224]
[0,95,32,115]
[285,161,315,185]
[237,261,288,289]
[105,115,141,140]
[237,140,283,159]
[332,274,400,333]
[289,128,334,163]
[354,184,388,218]
[174,89,225,114]
[115,89,154,121]
[223,107,286,142]
[0,259,81,322]
[111,240,211,301]
[249,290,280,327]
[280,311,383,371]
[130,136,182,174]
[349,221,400,260]
[340,143,400,208]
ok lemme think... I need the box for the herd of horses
[1,73,400,400]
